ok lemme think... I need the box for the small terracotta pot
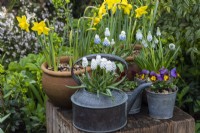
[41,56,90,108]
[125,44,142,80]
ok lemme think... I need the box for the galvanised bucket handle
[71,54,128,85]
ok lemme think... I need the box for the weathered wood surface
[46,100,195,133]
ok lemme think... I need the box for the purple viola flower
[159,67,168,75]
[170,68,177,78]
[156,73,163,81]
[141,69,150,75]
[150,71,156,76]
[150,71,157,81]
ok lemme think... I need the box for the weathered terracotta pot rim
[41,56,90,77]
[125,56,135,61]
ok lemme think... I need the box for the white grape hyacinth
[111,39,115,46]
[104,27,110,37]
[147,31,153,42]
[96,55,101,65]
[91,59,98,70]
[100,58,108,69]
[169,43,175,50]
[82,57,88,68]
[156,27,161,36]
[112,62,117,71]
[142,40,148,47]
[154,37,159,44]
[136,29,143,41]
[105,60,113,72]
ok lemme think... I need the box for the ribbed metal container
[146,88,178,119]
[71,89,128,133]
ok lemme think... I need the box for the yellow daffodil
[121,0,128,5]
[16,15,30,32]
[31,21,50,35]
[123,4,132,15]
[98,2,107,19]
[105,0,121,9]
[93,17,101,26]
[111,5,117,14]
[135,6,148,18]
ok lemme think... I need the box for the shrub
[0,54,46,132]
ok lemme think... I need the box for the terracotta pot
[41,56,90,108]
[125,44,142,80]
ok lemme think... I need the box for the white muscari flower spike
[111,39,115,45]
[104,27,110,37]
[105,60,113,72]
[142,40,148,47]
[152,43,156,48]
[169,43,175,50]
[119,31,126,41]
[111,62,117,71]
[100,58,107,69]
[147,31,153,42]
[103,37,110,46]
[94,34,101,44]
[96,55,101,65]
[136,29,143,41]
[91,59,98,70]
[82,57,88,68]
[154,37,158,44]
[156,27,161,36]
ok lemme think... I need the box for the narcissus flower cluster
[94,0,148,26]
[17,15,50,35]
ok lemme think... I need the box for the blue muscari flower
[119,31,126,41]
[103,37,110,46]
[94,34,101,44]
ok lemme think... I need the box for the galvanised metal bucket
[71,89,128,133]
[146,88,178,119]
